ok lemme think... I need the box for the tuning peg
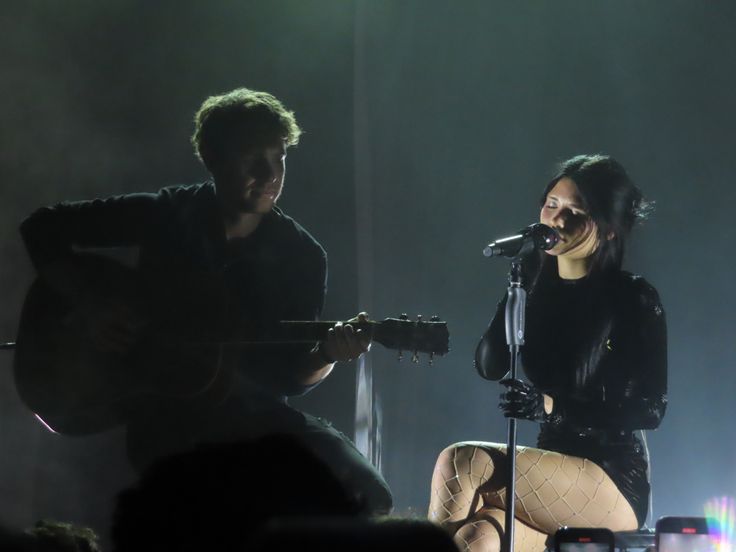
[416,315,423,322]
[399,313,408,321]
[411,351,419,363]
[430,315,440,322]
[397,350,403,362]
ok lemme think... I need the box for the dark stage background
[1,0,735,544]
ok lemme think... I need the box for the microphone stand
[483,223,557,552]
[503,257,526,552]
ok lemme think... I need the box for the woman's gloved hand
[499,378,545,421]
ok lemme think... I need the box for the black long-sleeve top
[475,269,666,526]
[475,270,667,432]
[20,182,328,400]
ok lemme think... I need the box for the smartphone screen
[658,532,716,552]
[559,543,612,552]
[555,528,614,552]
[657,517,716,552]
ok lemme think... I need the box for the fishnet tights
[428,442,637,552]
[455,507,548,552]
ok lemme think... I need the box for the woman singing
[428,155,667,551]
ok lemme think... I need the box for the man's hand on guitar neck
[300,313,373,387]
[320,312,372,363]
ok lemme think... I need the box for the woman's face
[540,177,599,260]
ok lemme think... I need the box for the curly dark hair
[191,87,302,169]
[111,434,361,552]
[26,519,100,552]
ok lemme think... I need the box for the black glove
[499,378,545,421]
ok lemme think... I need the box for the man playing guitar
[18,87,393,514]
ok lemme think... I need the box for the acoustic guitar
[11,256,450,437]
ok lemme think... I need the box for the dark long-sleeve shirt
[20,181,328,399]
[475,270,667,432]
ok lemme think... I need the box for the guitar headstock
[372,314,450,364]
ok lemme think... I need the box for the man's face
[214,138,287,214]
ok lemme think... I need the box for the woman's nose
[551,209,569,230]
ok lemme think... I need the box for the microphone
[483,223,559,258]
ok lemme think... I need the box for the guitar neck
[210,318,449,356]
[187,322,349,346]
[257,321,373,344]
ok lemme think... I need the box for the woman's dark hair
[539,154,652,275]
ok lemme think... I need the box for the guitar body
[13,256,231,435]
[12,254,450,440]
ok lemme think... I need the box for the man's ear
[199,146,219,174]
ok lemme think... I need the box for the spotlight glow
[705,497,736,552]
